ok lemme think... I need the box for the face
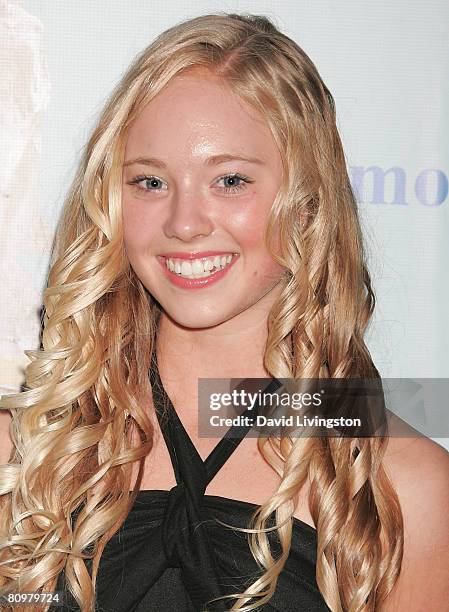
[122,68,286,330]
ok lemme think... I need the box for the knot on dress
[161,473,211,568]
[158,458,230,608]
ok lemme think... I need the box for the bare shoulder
[0,410,13,464]
[379,417,449,610]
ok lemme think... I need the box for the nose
[162,185,214,243]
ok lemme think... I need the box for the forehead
[124,70,279,163]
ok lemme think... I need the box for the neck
[156,309,271,381]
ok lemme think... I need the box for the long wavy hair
[0,12,403,612]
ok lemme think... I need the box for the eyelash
[127,172,254,196]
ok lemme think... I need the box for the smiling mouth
[159,253,238,280]
[156,253,239,288]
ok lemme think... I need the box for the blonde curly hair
[0,12,403,611]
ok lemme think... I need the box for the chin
[162,306,232,330]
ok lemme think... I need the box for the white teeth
[192,260,203,274]
[164,254,235,279]
[181,261,192,276]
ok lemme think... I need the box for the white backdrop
[1,0,448,449]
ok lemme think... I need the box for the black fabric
[54,355,330,611]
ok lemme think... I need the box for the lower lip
[157,255,239,289]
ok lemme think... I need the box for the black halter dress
[53,355,330,611]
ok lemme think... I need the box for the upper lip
[159,251,237,260]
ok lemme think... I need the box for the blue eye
[216,173,252,194]
[128,176,167,192]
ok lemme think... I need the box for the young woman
[1,12,448,612]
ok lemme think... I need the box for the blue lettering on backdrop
[415,169,448,206]
[349,165,448,207]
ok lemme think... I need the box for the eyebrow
[123,153,265,168]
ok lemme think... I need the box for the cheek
[122,201,155,251]
[226,200,284,280]
[225,196,269,249]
